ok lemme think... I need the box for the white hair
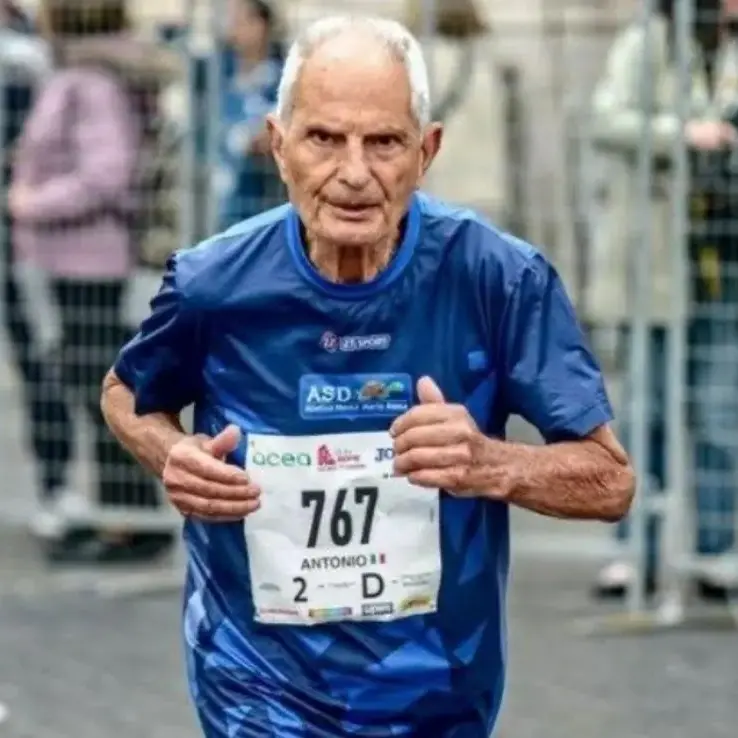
[275,15,432,128]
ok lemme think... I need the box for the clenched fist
[163,425,261,521]
[390,377,485,495]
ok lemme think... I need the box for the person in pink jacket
[9,0,178,563]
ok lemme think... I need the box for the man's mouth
[329,202,377,220]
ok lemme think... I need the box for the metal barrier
[6,0,734,623]
[0,0,194,594]
[455,0,738,632]
[581,0,738,634]
[0,0,503,597]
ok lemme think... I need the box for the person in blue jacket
[213,0,286,230]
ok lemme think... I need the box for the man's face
[268,40,442,250]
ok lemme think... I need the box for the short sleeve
[500,253,613,441]
[113,255,204,415]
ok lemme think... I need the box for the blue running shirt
[114,192,613,737]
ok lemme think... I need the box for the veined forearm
[472,436,635,522]
[100,371,186,478]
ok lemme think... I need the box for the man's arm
[393,245,636,523]
[494,251,632,522]
[102,370,260,520]
[101,370,186,477]
[100,252,261,521]
[392,379,634,524]
[472,424,634,522]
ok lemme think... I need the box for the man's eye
[308,130,335,144]
[370,135,402,150]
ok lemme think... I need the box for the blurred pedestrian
[686,0,738,593]
[0,0,74,537]
[9,0,178,563]
[587,0,736,600]
[214,0,286,230]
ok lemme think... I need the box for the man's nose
[337,140,372,190]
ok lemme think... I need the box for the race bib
[245,431,442,626]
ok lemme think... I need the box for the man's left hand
[390,376,484,494]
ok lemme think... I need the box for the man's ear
[266,114,288,182]
[419,122,443,179]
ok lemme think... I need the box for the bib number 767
[302,485,378,548]
[292,485,379,604]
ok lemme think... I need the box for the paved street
[0,338,736,738]
[1,543,737,738]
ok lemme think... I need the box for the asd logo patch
[299,374,412,420]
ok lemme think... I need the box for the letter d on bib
[362,573,385,599]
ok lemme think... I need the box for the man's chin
[320,220,384,249]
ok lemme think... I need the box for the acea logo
[250,442,311,468]
[319,331,391,353]
[299,374,412,420]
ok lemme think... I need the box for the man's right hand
[162,425,261,522]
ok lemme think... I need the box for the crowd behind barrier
[0,0,735,615]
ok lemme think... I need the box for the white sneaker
[596,561,635,589]
[592,560,658,598]
[28,500,65,541]
[591,561,635,598]
[54,490,92,524]
[28,490,91,541]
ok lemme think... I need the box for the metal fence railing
[2,0,736,620]
[582,0,738,632]
[7,5,738,738]
[0,0,503,596]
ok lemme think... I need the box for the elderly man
[101,15,634,738]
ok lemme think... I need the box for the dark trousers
[2,215,72,495]
[48,279,160,507]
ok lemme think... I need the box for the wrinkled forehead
[290,38,418,132]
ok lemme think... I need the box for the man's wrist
[468,434,527,501]
[138,415,188,478]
